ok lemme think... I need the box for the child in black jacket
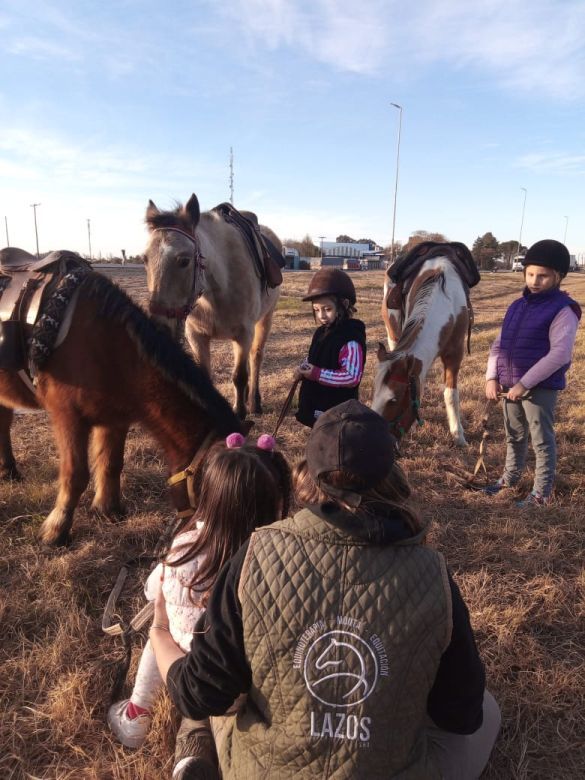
[295,268,366,428]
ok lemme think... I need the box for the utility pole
[516,188,527,263]
[390,103,403,264]
[4,216,8,247]
[319,236,326,261]
[30,202,41,257]
[229,147,234,205]
[87,218,92,260]
[563,216,569,245]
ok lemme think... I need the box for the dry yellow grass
[1,268,584,779]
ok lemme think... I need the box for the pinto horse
[372,242,479,445]
[143,194,282,418]
[0,271,242,546]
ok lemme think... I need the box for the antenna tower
[229,147,234,205]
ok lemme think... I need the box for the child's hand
[485,379,502,400]
[506,382,527,401]
[296,361,314,379]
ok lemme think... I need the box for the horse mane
[78,272,241,435]
[145,202,192,232]
[394,270,446,352]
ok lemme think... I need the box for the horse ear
[183,194,200,230]
[145,200,160,229]
[377,341,389,362]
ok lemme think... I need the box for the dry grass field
[1,268,584,779]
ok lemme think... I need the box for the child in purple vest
[485,240,581,506]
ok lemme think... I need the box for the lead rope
[442,395,504,489]
[272,377,301,438]
[102,512,186,704]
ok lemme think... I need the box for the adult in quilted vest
[485,240,581,506]
[152,401,500,779]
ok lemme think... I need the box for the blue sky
[1,0,584,259]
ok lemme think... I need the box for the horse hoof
[91,502,127,521]
[38,526,73,548]
[453,437,468,448]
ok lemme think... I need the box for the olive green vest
[219,509,452,779]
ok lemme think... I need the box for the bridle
[148,227,206,321]
[385,374,423,438]
[165,430,218,518]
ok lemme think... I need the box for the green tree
[336,234,355,243]
[472,232,500,270]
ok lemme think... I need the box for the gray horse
[143,194,282,418]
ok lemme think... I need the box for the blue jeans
[502,388,558,497]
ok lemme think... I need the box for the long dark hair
[292,459,422,535]
[168,442,291,603]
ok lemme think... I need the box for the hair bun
[256,434,276,451]
[225,432,245,448]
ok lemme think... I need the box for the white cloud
[516,152,585,174]
[7,35,80,61]
[220,0,585,97]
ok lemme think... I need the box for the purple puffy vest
[496,287,580,390]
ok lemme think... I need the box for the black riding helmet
[302,268,357,305]
[522,240,570,278]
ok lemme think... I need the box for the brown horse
[373,243,478,445]
[143,194,282,418]
[0,271,242,546]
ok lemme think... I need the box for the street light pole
[390,102,403,264]
[319,236,326,261]
[4,216,8,247]
[87,218,92,260]
[516,187,527,263]
[30,202,41,257]
[563,215,568,245]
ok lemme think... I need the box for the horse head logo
[304,630,379,708]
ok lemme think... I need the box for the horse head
[143,194,206,338]
[371,343,423,438]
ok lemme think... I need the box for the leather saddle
[214,204,285,289]
[0,247,89,372]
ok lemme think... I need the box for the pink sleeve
[520,307,580,389]
[315,341,364,387]
[485,334,501,381]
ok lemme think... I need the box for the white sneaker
[107,699,151,748]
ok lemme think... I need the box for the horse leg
[90,424,129,518]
[185,321,212,378]
[232,332,253,419]
[249,309,274,415]
[442,356,467,447]
[0,405,21,480]
[38,412,91,547]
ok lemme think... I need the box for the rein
[149,227,206,321]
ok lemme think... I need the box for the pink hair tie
[256,434,276,451]
[225,432,245,448]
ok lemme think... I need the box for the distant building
[319,241,385,270]
[321,241,372,258]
